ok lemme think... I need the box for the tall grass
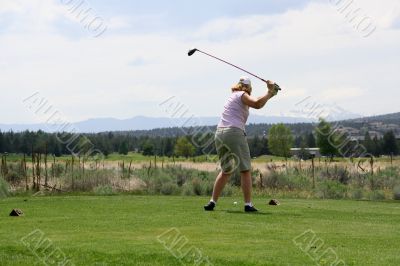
[0,177,9,198]
[2,154,400,200]
[259,163,400,200]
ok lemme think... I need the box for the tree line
[0,130,215,158]
[0,119,398,158]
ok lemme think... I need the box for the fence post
[52,155,56,179]
[370,156,374,176]
[44,144,48,187]
[390,153,393,167]
[24,154,28,191]
[311,156,315,189]
[36,154,41,191]
[71,155,74,190]
[128,159,133,177]
[32,152,35,190]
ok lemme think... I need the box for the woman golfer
[204,77,277,212]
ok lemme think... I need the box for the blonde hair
[232,82,252,95]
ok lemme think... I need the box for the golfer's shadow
[224,210,272,215]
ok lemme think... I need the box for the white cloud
[0,0,399,125]
[107,16,131,30]
[320,87,363,100]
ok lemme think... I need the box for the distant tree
[46,135,62,157]
[163,138,175,157]
[0,131,4,153]
[372,136,382,156]
[382,131,399,155]
[306,132,316,147]
[118,141,129,155]
[248,135,262,157]
[174,137,195,158]
[248,135,269,157]
[53,143,62,157]
[294,136,303,148]
[268,124,293,158]
[261,137,269,156]
[298,138,311,160]
[363,132,375,155]
[34,139,47,154]
[99,137,112,157]
[141,140,154,156]
[316,119,338,159]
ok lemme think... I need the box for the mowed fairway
[0,196,399,265]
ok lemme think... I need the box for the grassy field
[0,196,399,265]
[2,152,217,163]
[3,152,399,163]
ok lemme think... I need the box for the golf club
[188,48,281,91]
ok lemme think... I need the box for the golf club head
[188,48,198,56]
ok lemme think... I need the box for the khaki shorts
[214,127,251,173]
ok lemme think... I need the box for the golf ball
[233,201,238,205]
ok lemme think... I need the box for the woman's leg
[211,171,231,202]
[240,170,252,203]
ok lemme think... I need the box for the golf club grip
[197,50,268,84]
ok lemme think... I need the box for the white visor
[239,76,251,86]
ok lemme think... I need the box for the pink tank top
[217,91,249,131]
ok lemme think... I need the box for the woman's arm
[241,80,277,109]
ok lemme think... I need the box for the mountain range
[0,115,317,133]
[1,112,399,133]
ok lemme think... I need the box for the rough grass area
[0,196,399,265]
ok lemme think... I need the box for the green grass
[0,196,399,265]
[4,152,400,163]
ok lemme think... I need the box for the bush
[221,184,235,196]
[5,171,23,184]
[394,186,400,200]
[160,182,179,195]
[316,180,347,199]
[182,183,194,196]
[369,190,386,201]
[263,171,285,189]
[192,178,203,196]
[229,170,241,186]
[0,177,9,198]
[350,189,364,200]
[263,170,310,190]
[202,181,214,196]
[94,185,116,196]
[67,169,114,191]
[335,167,351,184]
[52,164,65,178]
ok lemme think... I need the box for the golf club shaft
[196,49,268,84]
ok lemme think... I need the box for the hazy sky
[1,0,399,124]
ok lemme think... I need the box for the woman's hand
[266,80,275,89]
[241,80,278,109]
[266,80,277,97]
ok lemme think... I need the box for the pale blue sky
[0,0,400,124]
